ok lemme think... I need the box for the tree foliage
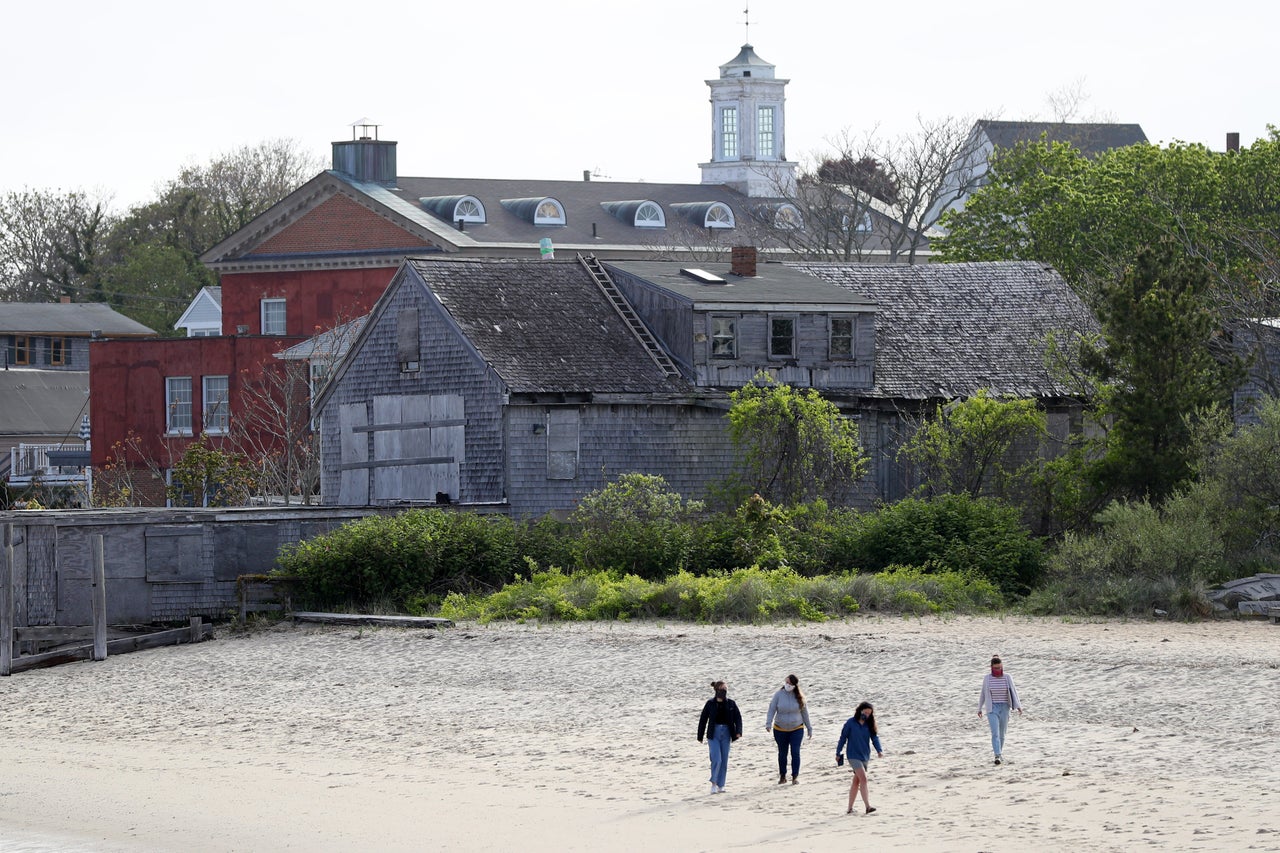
[167,434,256,507]
[900,389,1047,499]
[1,139,320,332]
[1083,241,1246,501]
[769,117,987,263]
[726,373,868,506]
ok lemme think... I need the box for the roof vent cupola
[332,118,398,186]
[699,45,796,197]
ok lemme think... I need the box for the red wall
[89,335,307,467]
[219,266,398,335]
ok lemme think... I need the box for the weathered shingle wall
[319,271,508,505]
[503,402,741,518]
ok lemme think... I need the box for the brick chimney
[1226,132,1240,152]
[731,246,758,277]
[60,295,71,304]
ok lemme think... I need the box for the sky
[3,0,1276,211]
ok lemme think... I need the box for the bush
[277,509,523,609]
[833,494,1043,596]
[1027,494,1225,617]
[436,565,1001,624]
[569,473,702,578]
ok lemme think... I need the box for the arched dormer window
[635,201,665,227]
[601,200,666,228]
[500,197,567,226]
[775,204,803,229]
[705,203,735,229]
[454,197,485,223]
[419,194,487,225]
[535,199,565,225]
[672,201,737,230]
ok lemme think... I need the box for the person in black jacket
[697,680,743,794]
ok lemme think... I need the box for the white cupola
[699,44,797,197]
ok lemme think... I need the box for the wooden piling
[2,524,13,677]
[91,535,107,662]
[190,616,202,643]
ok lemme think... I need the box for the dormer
[420,195,487,227]
[601,200,666,228]
[672,202,736,230]
[174,286,223,337]
[501,197,566,226]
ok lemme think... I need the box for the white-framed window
[769,316,796,359]
[774,204,803,229]
[166,376,193,435]
[189,328,219,337]
[261,298,287,335]
[635,201,665,227]
[705,203,735,229]
[534,199,566,225]
[454,197,485,223]
[711,317,737,359]
[829,317,854,360]
[721,107,738,158]
[203,375,229,433]
[758,106,776,157]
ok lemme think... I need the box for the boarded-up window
[398,308,420,373]
[547,408,579,480]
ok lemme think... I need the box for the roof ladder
[578,254,682,378]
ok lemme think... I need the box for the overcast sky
[4,0,1275,211]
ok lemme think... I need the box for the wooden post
[189,616,202,643]
[91,534,107,662]
[2,524,13,677]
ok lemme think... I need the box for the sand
[1,616,1278,852]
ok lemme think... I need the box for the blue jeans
[708,724,732,788]
[988,702,1010,756]
[773,727,804,777]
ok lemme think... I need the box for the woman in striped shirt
[977,655,1022,765]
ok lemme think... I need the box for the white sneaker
[716,786,725,794]
[710,784,718,794]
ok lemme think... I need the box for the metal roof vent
[680,268,727,285]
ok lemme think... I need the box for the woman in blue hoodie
[837,701,885,815]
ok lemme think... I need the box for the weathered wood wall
[0,507,380,626]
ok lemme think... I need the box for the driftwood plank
[8,624,214,674]
[291,612,453,629]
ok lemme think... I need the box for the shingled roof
[0,369,89,436]
[405,258,691,396]
[1,303,156,337]
[976,120,1148,158]
[787,261,1098,400]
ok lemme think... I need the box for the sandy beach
[2,615,1278,852]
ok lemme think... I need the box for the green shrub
[1028,494,1225,617]
[836,494,1043,596]
[435,565,1000,624]
[569,473,702,578]
[277,509,523,609]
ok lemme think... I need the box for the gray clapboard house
[314,251,1096,514]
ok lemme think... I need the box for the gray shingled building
[314,254,1096,515]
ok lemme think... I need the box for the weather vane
[743,2,752,43]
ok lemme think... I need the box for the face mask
[861,712,871,721]
[783,683,795,692]
[715,689,727,700]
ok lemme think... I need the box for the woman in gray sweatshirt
[765,673,813,784]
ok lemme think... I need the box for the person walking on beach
[697,680,743,794]
[977,655,1022,765]
[837,701,884,815]
[765,674,812,785]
